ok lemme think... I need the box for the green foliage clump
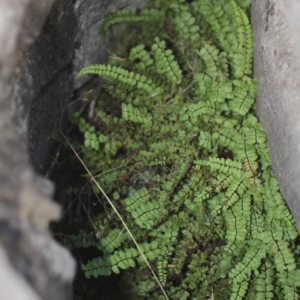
[67,0,300,299]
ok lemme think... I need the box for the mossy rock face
[63,1,300,299]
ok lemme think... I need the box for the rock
[252,0,300,232]
[26,0,146,174]
[0,0,77,297]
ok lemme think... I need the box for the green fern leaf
[99,8,166,37]
[231,1,254,79]
[229,84,255,116]
[254,260,275,300]
[229,240,266,284]
[170,0,200,45]
[83,255,112,278]
[129,44,154,70]
[152,37,183,84]
[78,64,162,94]
[230,280,248,300]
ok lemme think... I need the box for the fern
[129,44,154,70]
[170,0,200,46]
[99,8,166,37]
[152,37,183,84]
[66,0,300,299]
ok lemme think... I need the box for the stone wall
[252,0,300,232]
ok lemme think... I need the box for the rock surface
[0,1,76,299]
[252,0,300,232]
[26,0,146,174]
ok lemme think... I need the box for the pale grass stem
[61,132,169,300]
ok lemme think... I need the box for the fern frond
[129,44,154,70]
[198,44,227,81]
[82,254,112,278]
[99,228,128,253]
[157,256,168,286]
[193,72,212,96]
[170,0,200,46]
[187,100,216,117]
[122,102,152,125]
[152,37,183,84]
[231,1,254,79]
[270,239,296,272]
[63,230,97,249]
[207,82,234,103]
[196,157,243,175]
[79,64,164,94]
[124,188,167,229]
[230,280,248,300]
[229,83,255,116]
[192,0,237,54]
[99,8,166,37]
[241,115,266,145]
[212,126,241,151]
[110,248,138,274]
[229,240,266,284]
[253,259,275,299]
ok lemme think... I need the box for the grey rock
[0,0,148,299]
[26,0,146,174]
[252,0,300,232]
